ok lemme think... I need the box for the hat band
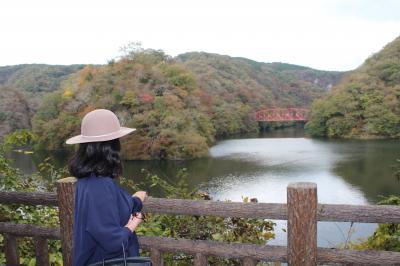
[81,130,122,138]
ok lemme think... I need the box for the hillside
[0,64,84,92]
[0,64,84,137]
[306,36,400,138]
[31,50,343,160]
[178,53,342,108]
[0,87,31,137]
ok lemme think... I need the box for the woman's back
[73,173,141,266]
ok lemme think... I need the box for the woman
[66,109,148,266]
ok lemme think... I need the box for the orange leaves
[79,106,96,117]
[78,66,96,87]
[139,93,155,104]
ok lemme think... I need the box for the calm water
[10,128,400,247]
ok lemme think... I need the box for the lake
[10,128,400,247]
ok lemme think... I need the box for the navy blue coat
[72,173,143,266]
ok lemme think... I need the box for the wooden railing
[1,178,400,265]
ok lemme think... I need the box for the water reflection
[207,138,368,204]
[204,136,383,247]
[332,140,400,201]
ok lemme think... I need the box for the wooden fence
[1,178,400,265]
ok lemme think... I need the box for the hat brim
[66,127,136,145]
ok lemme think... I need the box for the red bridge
[255,108,309,122]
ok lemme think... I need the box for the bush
[121,169,275,265]
[0,132,66,265]
[349,195,400,252]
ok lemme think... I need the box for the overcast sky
[0,0,399,71]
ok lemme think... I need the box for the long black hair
[68,138,123,179]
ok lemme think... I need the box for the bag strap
[99,242,128,266]
[122,242,127,266]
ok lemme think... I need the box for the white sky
[0,0,399,71]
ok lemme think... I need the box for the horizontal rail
[144,198,287,219]
[0,191,58,206]
[2,223,400,265]
[139,236,400,265]
[139,235,286,262]
[145,198,400,223]
[0,222,60,239]
[1,191,400,223]
[318,204,400,223]
[317,248,400,265]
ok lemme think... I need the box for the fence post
[56,177,77,266]
[34,236,49,266]
[150,248,164,266]
[194,253,207,266]
[4,233,19,266]
[287,182,317,266]
[242,257,257,266]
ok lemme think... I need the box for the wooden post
[4,233,19,266]
[242,257,257,266]
[150,248,164,266]
[34,236,49,266]
[56,177,77,266]
[287,182,317,266]
[194,253,207,266]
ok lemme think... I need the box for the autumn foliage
[28,47,342,159]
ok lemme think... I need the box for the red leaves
[140,93,155,103]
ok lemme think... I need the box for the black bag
[87,243,152,266]
[87,257,151,266]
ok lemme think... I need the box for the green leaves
[160,64,196,92]
[306,36,400,139]
[350,195,400,252]
[121,169,275,265]
[0,132,65,265]
[3,129,38,151]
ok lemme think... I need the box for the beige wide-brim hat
[65,109,136,145]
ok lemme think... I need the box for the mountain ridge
[24,50,344,159]
[0,50,345,159]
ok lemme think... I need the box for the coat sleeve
[131,196,143,213]
[117,185,143,213]
[84,179,131,253]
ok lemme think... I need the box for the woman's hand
[124,214,142,233]
[133,191,148,202]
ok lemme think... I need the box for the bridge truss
[255,108,308,122]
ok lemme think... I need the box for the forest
[0,64,84,139]
[306,36,400,139]
[0,45,342,160]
